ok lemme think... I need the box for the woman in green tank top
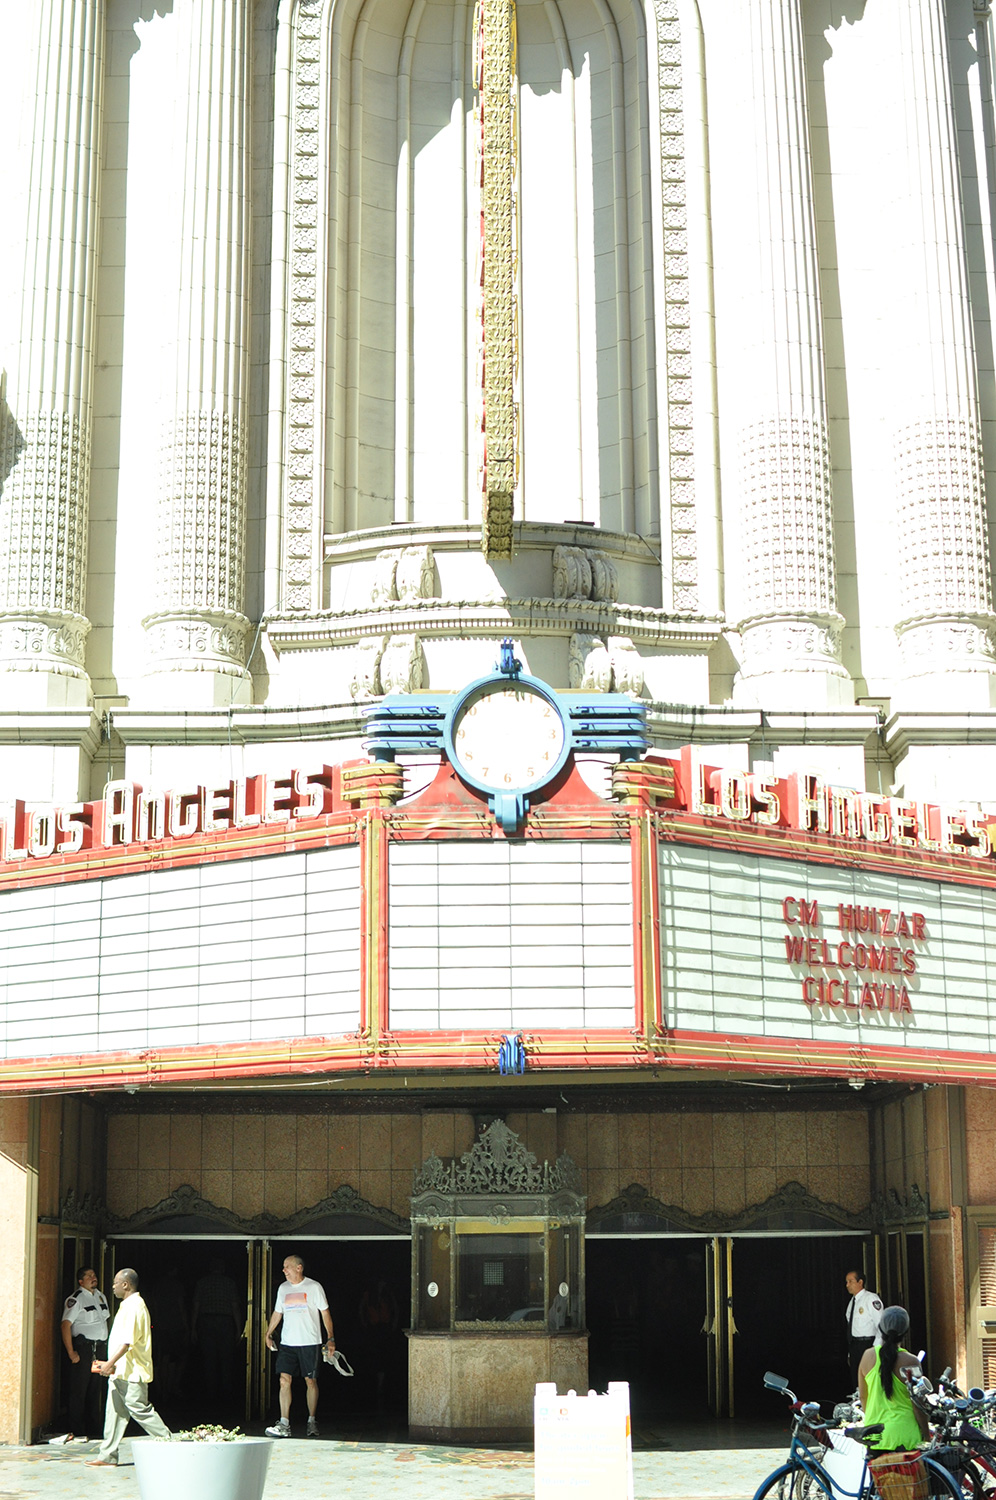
[857,1305,926,1453]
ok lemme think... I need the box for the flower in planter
[171,1424,245,1443]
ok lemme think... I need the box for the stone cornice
[109,704,364,745]
[0,710,102,755]
[323,520,669,568]
[644,705,880,747]
[264,599,724,654]
[884,711,996,755]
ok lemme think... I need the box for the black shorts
[275,1343,322,1379]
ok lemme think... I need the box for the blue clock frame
[442,649,573,834]
[363,638,647,834]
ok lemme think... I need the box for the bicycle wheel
[752,1461,829,1500]
[957,1458,996,1497]
[924,1456,971,1499]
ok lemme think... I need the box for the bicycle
[752,1372,963,1500]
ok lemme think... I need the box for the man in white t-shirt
[264,1255,335,1439]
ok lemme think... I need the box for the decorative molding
[281,0,324,612]
[105,1180,410,1236]
[586,1178,870,1234]
[895,417,995,626]
[266,599,723,657]
[477,0,518,561]
[413,1120,582,1197]
[0,412,90,620]
[154,412,247,619]
[653,1,699,613]
[738,416,837,619]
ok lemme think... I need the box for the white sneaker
[307,1420,319,1438]
[265,1420,291,1438]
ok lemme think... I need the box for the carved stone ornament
[379,633,425,693]
[0,608,90,677]
[105,1181,409,1236]
[349,634,387,700]
[895,613,996,675]
[412,1120,582,1197]
[738,611,848,680]
[869,1183,934,1226]
[60,1186,106,1229]
[585,1178,870,1235]
[369,546,437,605]
[142,608,250,676]
[569,631,645,696]
[554,546,618,603]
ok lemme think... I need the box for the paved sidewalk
[0,1435,786,1500]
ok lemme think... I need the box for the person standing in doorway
[845,1267,883,1389]
[264,1255,335,1439]
[86,1267,171,1468]
[61,1267,110,1439]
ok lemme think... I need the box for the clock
[444,668,571,831]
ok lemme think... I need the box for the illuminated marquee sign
[0,769,336,864]
[673,747,994,861]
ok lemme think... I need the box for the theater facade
[3,676,996,1441]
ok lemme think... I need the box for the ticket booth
[407,1120,588,1442]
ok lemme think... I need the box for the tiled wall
[106,1104,871,1222]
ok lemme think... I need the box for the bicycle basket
[868,1451,928,1500]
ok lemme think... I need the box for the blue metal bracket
[497,1033,527,1075]
[498,637,522,678]
[491,790,528,836]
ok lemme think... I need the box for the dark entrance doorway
[108,1238,250,1432]
[106,1237,410,1436]
[586,1233,868,1429]
[268,1239,409,1437]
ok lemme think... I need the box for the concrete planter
[131,1436,272,1500]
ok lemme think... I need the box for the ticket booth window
[410,1121,586,1334]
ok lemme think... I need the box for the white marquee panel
[388,840,634,1030]
[660,844,996,1055]
[0,847,361,1058]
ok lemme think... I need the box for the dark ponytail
[878,1306,910,1400]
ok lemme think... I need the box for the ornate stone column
[731,0,852,709]
[890,0,996,706]
[142,0,253,705]
[0,0,102,707]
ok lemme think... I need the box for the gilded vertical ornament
[475,0,518,560]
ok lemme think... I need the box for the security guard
[845,1267,883,1388]
[61,1267,110,1439]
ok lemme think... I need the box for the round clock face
[450,682,567,794]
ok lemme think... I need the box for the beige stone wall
[106,1104,871,1222]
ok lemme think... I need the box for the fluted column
[731,0,852,709]
[141,0,253,706]
[889,0,996,707]
[0,0,102,707]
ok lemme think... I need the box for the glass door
[966,1212,996,1389]
[245,1239,271,1426]
[704,1236,736,1416]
